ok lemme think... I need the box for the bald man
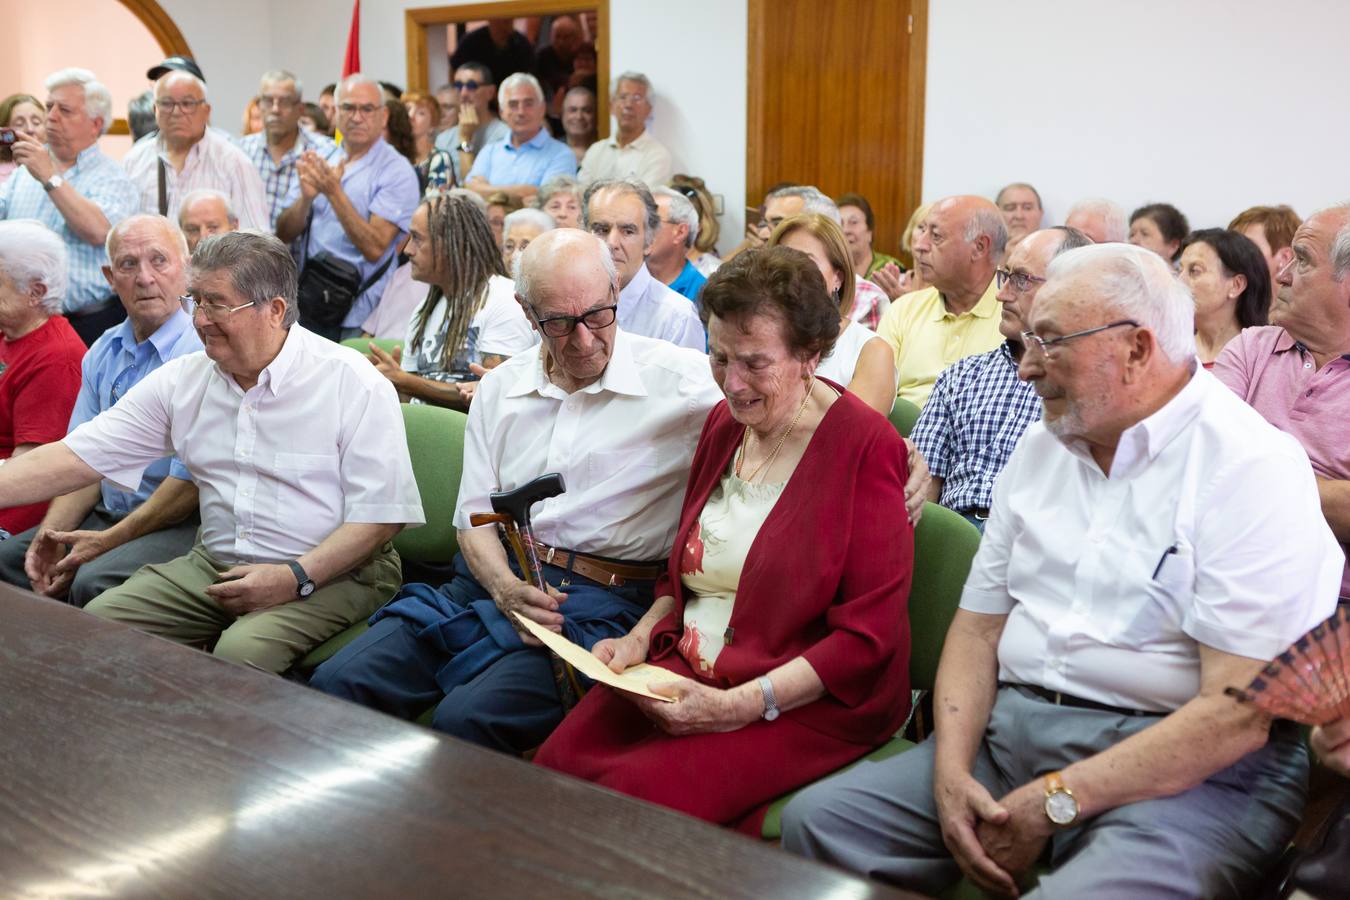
[875,195,1008,406]
[178,188,238,252]
[0,214,202,607]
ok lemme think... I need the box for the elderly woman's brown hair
[767,213,856,320]
[700,245,840,363]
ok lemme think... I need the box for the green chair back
[395,403,467,565]
[340,337,403,358]
[908,502,982,691]
[889,397,922,438]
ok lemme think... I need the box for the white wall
[922,0,1350,228]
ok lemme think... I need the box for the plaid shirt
[237,129,339,228]
[911,341,1042,512]
[0,144,138,314]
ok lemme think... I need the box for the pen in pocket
[1151,544,1179,580]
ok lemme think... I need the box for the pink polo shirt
[1214,325,1350,597]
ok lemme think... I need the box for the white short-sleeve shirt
[961,367,1342,712]
[454,328,721,561]
[64,326,425,564]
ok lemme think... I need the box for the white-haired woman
[502,207,556,274]
[0,220,87,535]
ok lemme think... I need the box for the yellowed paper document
[513,612,684,702]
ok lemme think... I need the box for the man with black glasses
[311,228,720,755]
[123,69,266,231]
[433,62,510,185]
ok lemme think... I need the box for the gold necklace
[735,377,814,483]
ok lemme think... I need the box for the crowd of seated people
[2,25,1349,897]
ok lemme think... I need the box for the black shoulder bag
[295,207,394,341]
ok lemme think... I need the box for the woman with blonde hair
[872,202,932,300]
[670,175,722,277]
[768,214,898,415]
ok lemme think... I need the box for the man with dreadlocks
[362,192,536,409]
[311,228,721,755]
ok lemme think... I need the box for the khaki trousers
[84,541,401,673]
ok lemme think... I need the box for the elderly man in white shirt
[783,243,1342,898]
[576,72,673,187]
[122,71,268,231]
[311,228,720,754]
[0,232,422,673]
[582,178,704,350]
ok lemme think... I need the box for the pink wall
[2,0,165,160]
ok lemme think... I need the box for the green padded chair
[295,403,467,672]
[760,502,981,840]
[889,397,922,438]
[339,336,403,358]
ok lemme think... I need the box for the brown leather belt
[524,537,664,587]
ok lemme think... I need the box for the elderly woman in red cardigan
[534,246,914,834]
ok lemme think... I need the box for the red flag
[342,0,361,78]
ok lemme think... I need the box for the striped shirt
[0,144,139,314]
[911,341,1042,513]
[123,128,268,231]
[237,129,339,228]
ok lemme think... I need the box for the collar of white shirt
[605,129,651,150]
[505,327,647,401]
[217,324,304,397]
[620,262,655,306]
[1058,359,1202,479]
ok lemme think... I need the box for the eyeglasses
[257,95,299,110]
[183,295,257,321]
[614,93,648,106]
[338,103,381,118]
[995,267,1048,294]
[452,80,483,92]
[528,302,618,338]
[1021,319,1140,357]
[156,98,206,115]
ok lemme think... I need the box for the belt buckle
[1052,691,1065,706]
[545,545,556,565]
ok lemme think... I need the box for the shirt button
[238,528,250,538]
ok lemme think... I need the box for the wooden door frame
[405,1,610,138]
[746,0,927,221]
[111,0,194,137]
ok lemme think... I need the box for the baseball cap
[147,56,206,83]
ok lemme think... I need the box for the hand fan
[1226,606,1350,726]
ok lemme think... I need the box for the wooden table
[0,584,921,899]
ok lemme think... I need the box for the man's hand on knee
[934,768,1018,897]
[494,580,565,647]
[205,563,299,616]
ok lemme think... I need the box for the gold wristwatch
[1043,771,1079,827]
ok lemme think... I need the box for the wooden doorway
[747,0,927,259]
[405,1,610,139]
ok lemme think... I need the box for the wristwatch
[286,559,316,598]
[457,141,472,153]
[41,174,64,193]
[757,675,780,721]
[1042,771,1079,827]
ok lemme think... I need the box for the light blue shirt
[467,127,576,188]
[303,137,420,329]
[67,308,202,515]
[0,144,139,314]
[434,117,510,184]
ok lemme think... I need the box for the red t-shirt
[0,315,86,534]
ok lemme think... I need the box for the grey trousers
[0,507,200,608]
[782,685,1307,899]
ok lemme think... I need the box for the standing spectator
[1228,205,1301,308]
[1065,197,1128,244]
[433,83,459,141]
[578,73,673,187]
[434,63,511,187]
[178,189,238,253]
[837,192,900,277]
[583,178,705,350]
[536,174,582,229]
[450,18,536,88]
[401,91,455,195]
[1130,202,1190,265]
[648,186,706,301]
[318,84,337,136]
[0,69,139,344]
[995,182,1043,254]
[238,70,338,231]
[298,103,330,137]
[535,15,584,118]
[123,70,268,232]
[0,93,45,189]
[670,176,721,277]
[126,91,157,143]
[240,97,263,136]
[560,86,596,167]
[0,214,202,608]
[0,221,86,536]
[875,195,1006,407]
[383,99,418,166]
[1177,228,1269,366]
[276,74,420,339]
[466,74,575,203]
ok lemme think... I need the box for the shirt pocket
[1106,541,1195,649]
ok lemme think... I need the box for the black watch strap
[286,559,315,597]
